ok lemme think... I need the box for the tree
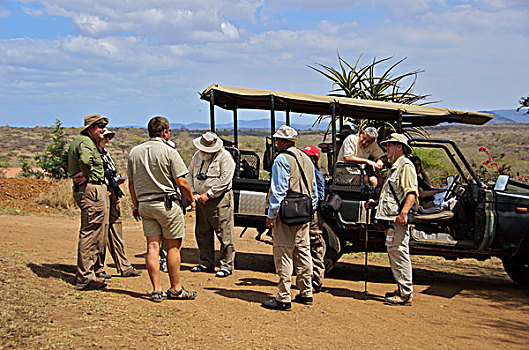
[517,95,529,115]
[34,118,69,179]
[309,53,432,139]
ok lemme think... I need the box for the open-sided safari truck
[200,84,529,286]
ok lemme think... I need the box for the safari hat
[102,128,115,140]
[273,125,298,141]
[302,145,321,160]
[83,114,108,132]
[380,133,412,154]
[193,131,223,153]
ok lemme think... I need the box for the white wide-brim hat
[273,124,298,141]
[380,133,412,154]
[193,131,223,153]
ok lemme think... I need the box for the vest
[375,156,415,221]
[282,147,315,197]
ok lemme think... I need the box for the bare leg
[166,238,183,292]
[146,235,162,291]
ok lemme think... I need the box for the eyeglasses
[96,123,107,129]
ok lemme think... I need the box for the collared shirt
[375,155,419,221]
[336,133,385,175]
[65,134,105,183]
[267,152,318,219]
[101,148,120,185]
[186,148,235,198]
[127,137,188,202]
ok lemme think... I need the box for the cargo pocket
[86,206,105,225]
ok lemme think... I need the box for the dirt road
[1,214,528,349]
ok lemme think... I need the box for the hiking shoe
[261,298,291,311]
[75,279,107,291]
[121,267,142,277]
[385,294,412,306]
[96,271,112,279]
[293,294,313,305]
[190,264,215,273]
[384,289,400,298]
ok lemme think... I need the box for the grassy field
[1,123,529,186]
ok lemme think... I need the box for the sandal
[150,290,167,303]
[190,264,214,273]
[215,268,232,278]
[167,287,197,300]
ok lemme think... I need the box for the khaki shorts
[138,200,185,240]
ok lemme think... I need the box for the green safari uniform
[65,133,108,284]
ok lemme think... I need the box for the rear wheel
[502,253,529,286]
[321,222,342,273]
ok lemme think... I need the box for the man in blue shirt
[261,125,318,311]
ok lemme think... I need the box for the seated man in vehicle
[335,126,386,186]
[409,156,446,209]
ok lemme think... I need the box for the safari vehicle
[199,84,529,286]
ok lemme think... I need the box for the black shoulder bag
[279,150,314,226]
[388,182,416,224]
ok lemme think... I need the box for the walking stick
[364,221,368,300]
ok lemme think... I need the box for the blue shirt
[315,168,325,203]
[267,154,318,219]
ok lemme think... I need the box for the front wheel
[321,222,342,273]
[502,254,529,286]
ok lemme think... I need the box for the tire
[321,222,342,273]
[502,254,529,286]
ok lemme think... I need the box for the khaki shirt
[186,148,235,198]
[337,133,385,175]
[127,137,188,202]
[375,155,419,221]
[64,134,105,183]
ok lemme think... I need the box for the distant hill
[482,109,529,123]
[171,118,316,130]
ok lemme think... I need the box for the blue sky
[1,0,528,127]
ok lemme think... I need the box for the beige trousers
[103,189,132,273]
[309,211,326,288]
[73,183,108,283]
[195,190,235,270]
[385,224,413,297]
[273,219,313,303]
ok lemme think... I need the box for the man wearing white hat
[261,125,318,311]
[369,133,418,305]
[187,131,236,277]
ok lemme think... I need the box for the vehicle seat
[414,210,454,224]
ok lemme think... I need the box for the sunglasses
[96,123,107,129]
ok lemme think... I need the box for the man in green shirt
[64,114,109,290]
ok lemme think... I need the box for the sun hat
[380,133,412,154]
[83,114,108,132]
[102,128,115,140]
[302,145,321,160]
[193,131,223,153]
[273,125,298,141]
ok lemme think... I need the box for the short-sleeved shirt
[337,133,385,175]
[127,137,188,202]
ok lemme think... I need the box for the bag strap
[280,149,311,195]
[388,181,415,213]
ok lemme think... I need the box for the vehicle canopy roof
[201,84,493,126]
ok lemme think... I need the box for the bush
[34,118,68,180]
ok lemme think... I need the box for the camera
[104,169,124,198]
[197,173,208,180]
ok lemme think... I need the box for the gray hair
[363,127,378,139]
